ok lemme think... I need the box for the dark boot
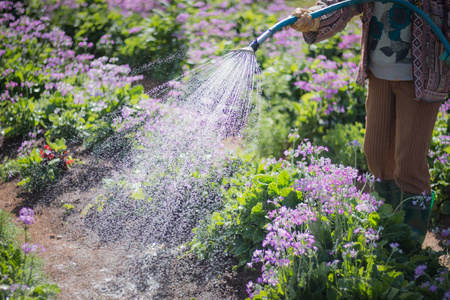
[401,192,434,244]
[374,180,402,212]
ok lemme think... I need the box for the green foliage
[0,158,21,182]
[1,70,146,144]
[28,0,187,80]
[0,210,60,299]
[190,156,303,264]
[243,104,292,158]
[0,98,43,138]
[16,148,54,192]
[321,122,367,170]
[0,209,19,247]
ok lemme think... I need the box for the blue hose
[249,0,450,64]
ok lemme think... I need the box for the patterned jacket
[303,0,450,102]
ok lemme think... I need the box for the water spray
[240,0,450,65]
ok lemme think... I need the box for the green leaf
[254,174,275,185]
[268,182,279,196]
[277,170,290,187]
[440,200,450,215]
[410,255,430,265]
[377,203,393,215]
[389,272,404,288]
[234,241,249,256]
[251,202,262,214]
[252,229,266,243]
[383,287,400,300]
[281,189,298,208]
[17,178,29,186]
[368,212,380,227]
[399,292,419,300]
[381,224,409,241]
[280,187,293,197]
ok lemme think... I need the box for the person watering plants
[285,0,448,244]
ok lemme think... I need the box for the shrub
[16,138,77,192]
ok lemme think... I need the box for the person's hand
[284,8,320,32]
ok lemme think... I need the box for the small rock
[50,235,55,239]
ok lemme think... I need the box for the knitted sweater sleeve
[303,0,364,44]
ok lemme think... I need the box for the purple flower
[21,243,31,254]
[347,140,361,149]
[429,285,437,292]
[435,276,445,284]
[21,239,46,255]
[21,243,38,254]
[414,265,427,280]
[9,283,28,292]
[176,13,190,24]
[17,207,35,225]
[246,281,254,298]
[389,242,399,249]
[442,228,450,237]
[327,259,340,267]
[128,27,142,34]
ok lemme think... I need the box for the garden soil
[0,138,447,299]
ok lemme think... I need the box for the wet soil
[0,135,22,163]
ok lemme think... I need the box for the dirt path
[1,179,128,299]
[0,165,252,299]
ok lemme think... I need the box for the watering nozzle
[232,40,259,54]
[248,40,260,53]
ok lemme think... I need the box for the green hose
[249,0,450,65]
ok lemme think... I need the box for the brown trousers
[364,73,442,195]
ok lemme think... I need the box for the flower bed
[190,141,450,299]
